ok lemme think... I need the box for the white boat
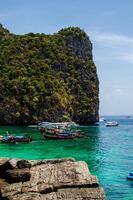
[38,121,78,129]
[27,125,38,128]
[105,121,119,127]
[99,117,105,122]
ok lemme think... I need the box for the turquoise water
[0,116,133,200]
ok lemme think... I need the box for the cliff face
[0,25,99,124]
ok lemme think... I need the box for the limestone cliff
[0,25,99,124]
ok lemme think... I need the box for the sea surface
[0,116,133,200]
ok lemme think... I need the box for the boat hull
[43,134,76,140]
[127,176,133,180]
[106,124,118,127]
[2,136,32,144]
[105,121,119,127]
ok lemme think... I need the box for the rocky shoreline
[0,158,105,200]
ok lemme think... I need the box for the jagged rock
[29,157,75,167]
[0,158,19,179]
[7,188,105,200]
[60,28,93,60]
[0,158,9,170]
[0,158,18,170]
[0,158,13,177]
[8,159,19,169]
[1,182,22,197]
[17,160,31,169]
[4,168,31,183]
[0,158,105,200]
[0,158,9,166]
[21,161,98,194]
[0,179,8,189]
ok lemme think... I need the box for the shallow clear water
[0,116,133,200]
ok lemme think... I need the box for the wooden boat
[39,122,83,140]
[43,133,77,140]
[1,136,32,144]
[43,130,84,139]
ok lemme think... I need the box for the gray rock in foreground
[0,158,105,200]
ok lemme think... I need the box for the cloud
[118,53,133,64]
[0,9,35,21]
[92,32,133,45]
[89,31,133,64]
[0,13,11,19]
[88,31,133,115]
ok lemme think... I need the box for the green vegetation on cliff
[0,24,99,124]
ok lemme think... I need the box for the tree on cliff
[0,25,99,124]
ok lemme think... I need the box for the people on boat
[2,133,32,144]
[6,131,15,139]
[0,135,3,140]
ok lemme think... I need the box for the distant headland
[0,24,99,125]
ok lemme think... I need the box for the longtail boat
[43,133,76,140]
[1,136,32,144]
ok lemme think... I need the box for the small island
[0,24,99,125]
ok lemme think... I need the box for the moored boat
[38,121,83,140]
[43,133,79,140]
[38,121,78,129]
[127,172,133,180]
[105,121,119,127]
[99,117,106,122]
[1,136,32,144]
